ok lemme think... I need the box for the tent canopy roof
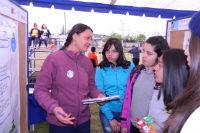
[14,0,199,18]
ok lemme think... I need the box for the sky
[22,4,169,37]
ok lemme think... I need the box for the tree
[124,34,136,43]
[135,34,146,42]
[110,32,123,41]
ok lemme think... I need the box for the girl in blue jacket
[95,37,134,133]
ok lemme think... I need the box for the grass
[90,104,103,133]
[32,104,103,133]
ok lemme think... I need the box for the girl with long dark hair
[146,49,189,132]
[121,36,169,133]
[95,37,134,133]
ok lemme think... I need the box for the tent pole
[64,12,66,35]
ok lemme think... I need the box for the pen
[55,111,66,117]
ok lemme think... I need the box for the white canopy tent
[15,0,200,36]
[15,0,199,18]
[82,0,200,11]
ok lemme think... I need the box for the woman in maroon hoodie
[34,23,103,133]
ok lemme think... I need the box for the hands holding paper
[53,106,75,125]
[97,93,107,105]
[82,95,120,104]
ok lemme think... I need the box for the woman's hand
[109,119,121,132]
[121,128,128,133]
[140,129,158,133]
[97,93,107,106]
[148,130,158,133]
[53,106,75,125]
[97,93,105,98]
[139,125,158,133]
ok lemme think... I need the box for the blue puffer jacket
[95,63,134,120]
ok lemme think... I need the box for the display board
[166,16,191,49]
[0,0,28,133]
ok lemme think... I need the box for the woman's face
[154,56,163,83]
[42,24,47,29]
[141,43,158,68]
[105,45,119,65]
[73,29,93,52]
[184,48,191,66]
[34,24,38,28]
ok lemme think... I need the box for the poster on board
[183,31,191,50]
[0,0,28,132]
[166,16,191,49]
[0,13,20,133]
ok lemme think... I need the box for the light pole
[120,20,124,46]
[64,12,66,35]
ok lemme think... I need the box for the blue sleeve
[95,67,105,93]
[100,103,114,121]
[96,67,114,120]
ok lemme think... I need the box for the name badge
[67,70,74,78]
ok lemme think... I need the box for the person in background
[128,45,140,66]
[49,39,57,49]
[28,23,40,48]
[121,36,169,133]
[34,23,104,133]
[88,46,98,68]
[49,39,57,53]
[163,11,200,133]
[38,24,51,48]
[95,38,134,133]
[142,49,189,133]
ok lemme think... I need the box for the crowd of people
[34,11,200,133]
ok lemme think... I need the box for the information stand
[166,16,192,49]
[0,0,28,132]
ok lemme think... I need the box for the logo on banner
[11,33,16,52]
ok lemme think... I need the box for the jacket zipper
[115,68,119,96]
[76,56,80,125]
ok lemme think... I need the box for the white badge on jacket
[67,70,74,78]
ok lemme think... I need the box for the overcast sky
[23,5,169,37]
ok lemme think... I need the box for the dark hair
[159,49,189,111]
[146,36,169,57]
[99,37,130,69]
[163,34,200,133]
[33,23,37,27]
[41,24,46,29]
[60,23,93,50]
[91,47,96,52]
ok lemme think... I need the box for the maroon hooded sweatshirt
[34,50,100,126]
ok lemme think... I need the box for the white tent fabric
[76,0,200,11]
[18,0,199,36]
[15,0,198,19]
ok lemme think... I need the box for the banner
[0,14,20,133]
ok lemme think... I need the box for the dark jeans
[49,120,90,133]
[131,123,141,133]
[99,111,121,133]
[39,38,48,47]
[132,58,139,66]
[28,37,38,47]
